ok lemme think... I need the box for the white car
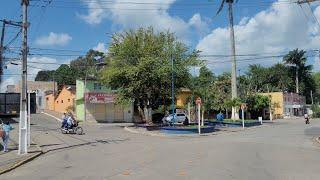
[163,113,188,124]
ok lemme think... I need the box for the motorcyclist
[304,113,310,124]
[61,112,68,129]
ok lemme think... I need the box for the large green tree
[191,66,215,116]
[34,50,104,88]
[100,27,200,123]
[35,70,55,81]
[283,49,314,103]
[312,72,320,103]
[210,73,232,116]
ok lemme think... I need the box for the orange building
[45,85,76,113]
[45,92,55,111]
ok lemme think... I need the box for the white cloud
[0,57,69,92]
[35,32,72,46]
[93,42,108,53]
[196,1,320,73]
[79,0,209,42]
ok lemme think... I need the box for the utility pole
[0,21,5,81]
[295,66,299,94]
[19,0,29,155]
[227,0,238,120]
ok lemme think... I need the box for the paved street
[1,114,320,180]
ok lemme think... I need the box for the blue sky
[1,0,320,91]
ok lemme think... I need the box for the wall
[76,79,133,122]
[54,87,75,113]
[15,81,57,93]
[260,92,284,118]
[176,89,192,108]
[45,94,55,111]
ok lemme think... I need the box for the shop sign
[85,93,116,103]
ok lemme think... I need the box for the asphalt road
[1,114,320,180]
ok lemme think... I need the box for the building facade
[260,92,306,119]
[76,79,133,123]
[45,85,75,113]
[11,81,57,112]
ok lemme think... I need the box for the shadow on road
[41,137,130,154]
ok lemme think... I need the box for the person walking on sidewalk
[1,122,13,152]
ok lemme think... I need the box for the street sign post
[241,103,246,129]
[196,97,201,135]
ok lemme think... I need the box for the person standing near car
[2,121,13,152]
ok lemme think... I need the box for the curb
[124,123,267,138]
[41,112,62,122]
[0,151,43,175]
[124,127,166,137]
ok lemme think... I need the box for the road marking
[41,112,62,122]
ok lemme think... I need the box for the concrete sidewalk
[0,122,42,175]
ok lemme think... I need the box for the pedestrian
[1,121,13,152]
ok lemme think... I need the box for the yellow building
[260,92,306,119]
[176,88,192,108]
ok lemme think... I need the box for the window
[61,100,63,103]
[56,101,58,104]
[46,97,49,101]
[94,83,102,90]
[68,99,70,102]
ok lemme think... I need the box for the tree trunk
[138,105,145,122]
[143,100,153,124]
[225,109,228,119]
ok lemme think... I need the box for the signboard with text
[85,93,116,104]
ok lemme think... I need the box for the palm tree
[215,0,239,119]
[283,49,312,94]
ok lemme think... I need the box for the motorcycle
[305,118,310,124]
[61,122,83,135]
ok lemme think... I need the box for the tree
[192,66,215,118]
[283,49,311,94]
[34,50,105,89]
[53,64,78,87]
[210,73,232,117]
[35,70,55,81]
[268,63,293,92]
[100,27,200,124]
[70,49,105,79]
[246,64,271,93]
[245,94,269,119]
[312,72,320,103]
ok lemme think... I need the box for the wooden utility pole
[19,0,29,155]
[0,21,5,82]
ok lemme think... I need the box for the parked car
[163,113,188,125]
